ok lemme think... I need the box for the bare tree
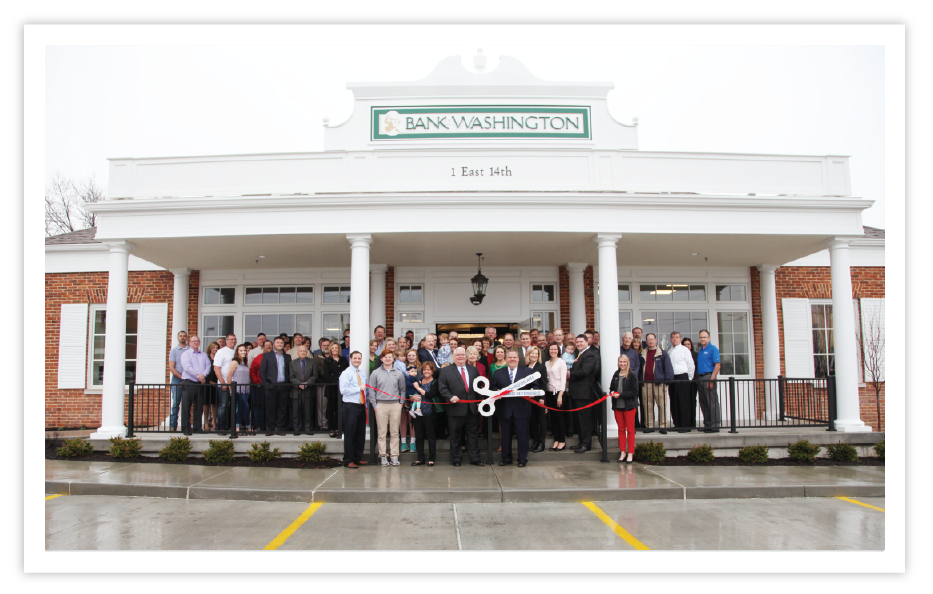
[858,307,885,432]
[44,172,105,236]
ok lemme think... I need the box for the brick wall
[749,265,886,431]
[45,270,193,429]
[385,266,395,337]
[558,265,570,331]
[584,265,595,332]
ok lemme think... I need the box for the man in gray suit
[289,345,317,435]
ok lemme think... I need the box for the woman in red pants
[609,355,640,463]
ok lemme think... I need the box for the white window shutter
[782,298,814,378]
[136,303,168,384]
[57,304,89,389]
[860,298,885,382]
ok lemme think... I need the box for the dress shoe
[265,432,274,436]
[470,461,485,467]
[518,462,527,468]
[294,432,301,436]
[499,460,512,466]
[643,429,655,433]
[678,429,690,433]
[573,445,590,453]
[278,433,286,436]
[549,444,558,451]
[532,442,545,453]
[452,461,461,467]
[707,429,720,433]
[355,460,369,465]
[553,444,567,452]
[659,429,667,435]
[346,462,359,468]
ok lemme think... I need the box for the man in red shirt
[641,333,674,434]
[249,340,273,431]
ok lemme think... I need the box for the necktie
[356,370,365,405]
[509,368,514,384]
[301,359,305,376]
[460,367,469,392]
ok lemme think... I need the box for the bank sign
[371,105,591,140]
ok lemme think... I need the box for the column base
[89,426,127,440]
[834,419,873,433]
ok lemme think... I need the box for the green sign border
[371,105,591,140]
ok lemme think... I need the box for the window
[203,287,235,305]
[639,284,706,302]
[323,286,351,304]
[640,311,708,351]
[619,310,633,341]
[202,315,235,348]
[399,312,423,324]
[717,312,750,375]
[400,328,429,344]
[530,311,556,332]
[245,286,313,305]
[322,313,351,340]
[90,309,138,386]
[716,285,747,302]
[244,314,312,339]
[531,284,555,303]
[811,304,835,378]
[398,285,423,303]
[618,284,631,303]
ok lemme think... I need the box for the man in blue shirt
[696,330,721,432]
[167,330,190,431]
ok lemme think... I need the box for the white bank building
[73,52,880,439]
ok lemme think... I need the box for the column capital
[169,267,191,277]
[594,233,622,249]
[369,263,388,273]
[346,234,373,248]
[823,236,860,250]
[566,262,588,272]
[102,240,136,254]
[756,264,780,274]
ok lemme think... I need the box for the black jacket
[260,351,292,386]
[609,370,640,411]
[569,347,599,401]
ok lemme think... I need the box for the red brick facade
[750,265,886,431]
[45,270,199,429]
[556,264,595,334]
[385,266,395,337]
[558,265,570,331]
[583,265,596,331]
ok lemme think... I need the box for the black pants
[341,402,367,466]
[290,388,314,432]
[447,414,481,464]
[530,400,547,445]
[181,380,205,432]
[545,391,566,442]
[687,380,699,428]
[574,399,596,448]
[250,385,264,430]
[670,374,692,428]
[500,415,530,464]
[413,414,437,463]
[264,383,289,432]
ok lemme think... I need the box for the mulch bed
[45,452,343,469]
[639,456,884,467]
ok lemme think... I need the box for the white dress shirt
[668,344,696,379]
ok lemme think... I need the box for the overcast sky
[44,37,885,228]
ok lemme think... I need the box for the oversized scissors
[473,371,546,417]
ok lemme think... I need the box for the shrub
[633,440,666,464]
[826,441,859,463]
[108,436,143,459]
[874,439,885,460]
[159,436,193,462]
[787,439,821,463]
[56,438,94,458]
[202,439,235,464]
[738,444,769,464]
[297,441,328,464]
[686,443,715,463]
[247,441,282,463]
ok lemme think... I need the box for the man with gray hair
[668,331,696,432]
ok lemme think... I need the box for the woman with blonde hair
[609,355,640,463]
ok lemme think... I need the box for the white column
[758,265,781,419]
[827,238,870,432]
[170,268,191,348]
[370,264,388,332]
[595,237,621,431]
[347,235,372,363]
[91,241,135,439]
[567,263,587,335]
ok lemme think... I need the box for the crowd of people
[164,323,722,467]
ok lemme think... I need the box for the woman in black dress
[203,343,219,431]
[322,341,349,437]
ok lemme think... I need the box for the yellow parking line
[264,502,323,550]
[582,501,650,550]
[45,494,65,501]
[835,496,885,512]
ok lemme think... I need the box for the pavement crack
[453,504,463,550]
[310,468,341,502]
[642,466,687,499]
[186,468,234,500]
[490,464,504,501]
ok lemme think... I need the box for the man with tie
[260,336,292,436]
[517,331,534,366]
[552,328,565,356]
[491,349,535,467]
[438,347,485,467]
[418,333,441,367]
[338,351,370,468]
[289,345,317,435]
[570,334,600,452]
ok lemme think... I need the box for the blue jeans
[169,376,183,429]
[236,388,250,429]
[216,385,230,431]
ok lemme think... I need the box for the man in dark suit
[515,332,534,366]
[417,333,441,367]
[491,348,535,467]
[438,347,485,467]
[260,336,292,436]
[289,345,317,435]
[569,334,600,452]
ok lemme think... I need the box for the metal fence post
[127,382,135,437]
[600,397,609,463]
[827,375,837,431]
[777,375,786,422]
[728,377,738,434]
[369,402,378,463]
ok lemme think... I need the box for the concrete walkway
[45,459,884,503]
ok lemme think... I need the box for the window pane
[656,286,673,301]
[690,285,706,301]
[733,313,748,333]
[323,314,341,334]
[824,305,833,329]
[340,287,352,303]
[827,329,834,354]
[261,287,277,304]
[619,311,633,336]
[219,288,235,304]
[278,314,295,336]
[618,284,630,302]
[94,310,106,334]
[203,316,219,337]
[811,304,825,328]
[93,335,106,359]
[657,311,674,327]
[92,361,104,386]
[672,285,689,302]
[125,335,137,360]
[717,285,731,301]
[720,354,735,376]
[411,286,422,303]
[641,312,658,333]
[323,287,340,304]
[813,330,827,355]
[262,314,278,335]
[640,285,655,301]
[733,285,747,301]
[296,314,312,336]
[691,311,708,325]
[204,288,220,305]
[125,361,136,384]
[674,312,691,335]
[296,287,313,304]
[220,316,234,336]
[245,287,262,304]
[244,315,261,338]
[719,313,733,333]
[734,355,750,375]
[719,332,734,355]
[125,310,138,334]
[532,285,542,302]
[279,287,296,304]
[399,286,410,303]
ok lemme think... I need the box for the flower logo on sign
[383,111,402,136]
